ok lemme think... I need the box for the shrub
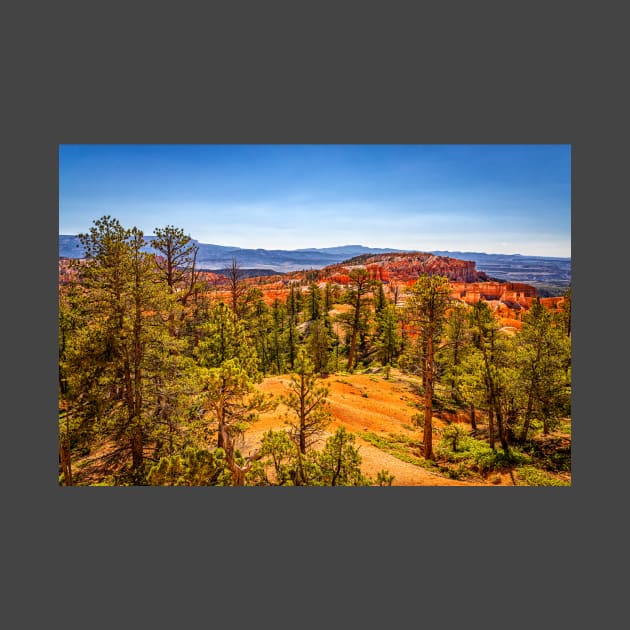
[376,469,395,486]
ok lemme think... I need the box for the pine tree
[324,282,333,314]
[470,300,512,454]
[307,318,332,376]
[374,303,402,367]
[282,351,331,484]
[194,301,260,379]
[308,282,322,321]
[227,258,247,318]
[516,298,571,440]
[270,298,288,375]
[342,268,372,372]
[374,281,387,315]
[152,225,200,336]
[70,216,177,483]
[439,303,472,405]
[200,359,273,485]
[312,427,370,486]
[285,284,300,370]
[152,225,199,298]
[405,274,451,460]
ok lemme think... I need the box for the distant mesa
[58,235,570,291]
[333,251,487,283]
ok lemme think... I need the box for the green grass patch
[358,431,440,472]
[436,433,530,476]
[515,465,571,486]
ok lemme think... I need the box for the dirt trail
[237,372,493,486]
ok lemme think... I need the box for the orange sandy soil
[238,371,504,486]
[70,371,521,486]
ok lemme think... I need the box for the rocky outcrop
[326,252,486,284]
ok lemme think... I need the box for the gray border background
[4,1,625,627]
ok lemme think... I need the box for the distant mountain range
[58,235,403,271]
[58,235,571,290]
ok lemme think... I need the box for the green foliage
[376,469,395,486]
[62,216,194,480]
[61,216,571,485]
[374,282,387,314]
[515,298,572,440]
[438,303,472,403]
[359,431,437,470]
[259,429,297,485]
[411,412,424,428]
[341,268,373,372]
[374,303,402,367]
[282,350,331,454]
[311,427,371,486]
[405,274,451,338]
[146,447,230,486]
[194,302,260,379]
[441,423,467,452]
[306,317,333,375]
[515,465,570,487]
[152,224,199,296]
[308,283,323,321]
[436,432,528,475]
[257,427,386,486]
[201,358,274,446]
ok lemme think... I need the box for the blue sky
[59,144,571,257]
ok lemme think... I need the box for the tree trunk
[347,328,358,372]
[519,394,534,442]
[346,290,362,371]
[295,448,306,486]
[59,439,72,486]
[299,373,307,454]
[470,404,477,430]
[488,406,495,450]
[423,335,434,460]
[131,423,144,480]
[494,402,510,453]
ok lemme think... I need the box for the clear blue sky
[59,144,571,257]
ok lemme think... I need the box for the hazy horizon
[58,232,570,260]
[59,144,571,258]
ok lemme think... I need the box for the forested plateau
[59,217,572,486]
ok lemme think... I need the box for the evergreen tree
[374,281,387,315]
[194,301,260,379]
[470,300,512,454]
[249,293,275,375]
[227,258,247,318]
[307,318,333,376]
[282,351,331,484]
[405,274,451,460]
[324,282,333,314]
[438,303,472,405]
[69,217,177,483]
[258,429,297,485]
[200,359,274,485]
[146,446,229,486]
[152,225,199,300]
[270,298,288,375]
[342,268,372,372]
[308,282,323,321]
[374,303,402,366]
[312,427,370,486]
[285,284,301,370]
[516,298,571,440]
